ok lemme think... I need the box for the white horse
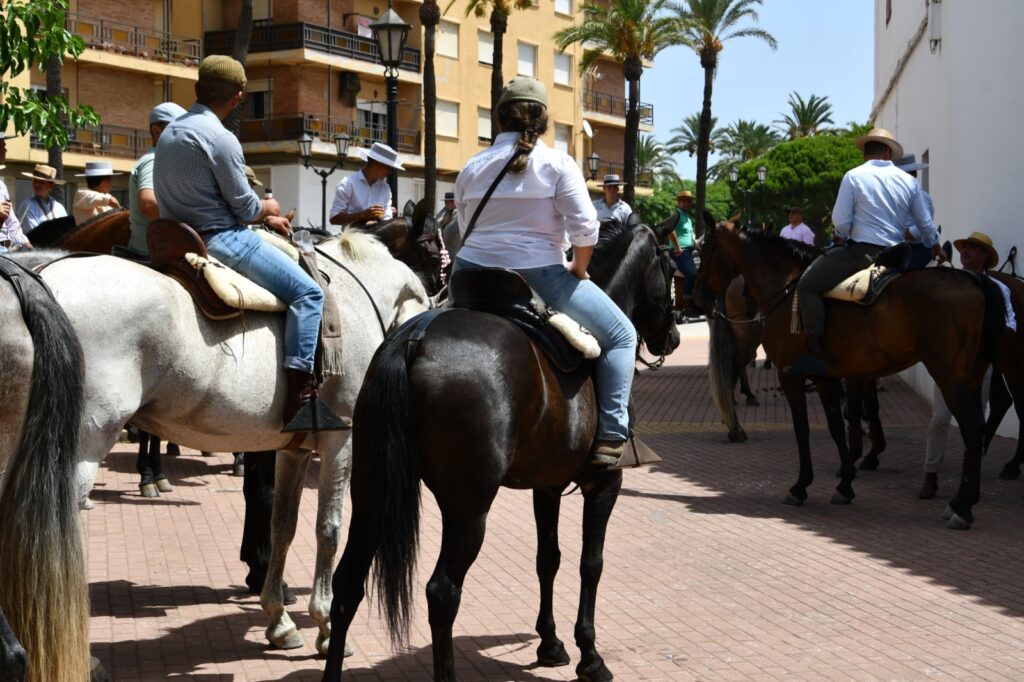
[0,231,430,679]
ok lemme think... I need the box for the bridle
[709,272,801,325]
[635,239,677,371]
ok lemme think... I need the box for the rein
[711,272,801,325]
[313,246,388,337]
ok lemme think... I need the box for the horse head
[591,218,680,357]
[693,215,742,310]
[365,200,443,296]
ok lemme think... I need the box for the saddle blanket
[531,299,602,360]
[185,253,286,312]
[823,265,897,303]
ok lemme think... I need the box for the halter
[635,242,677,371]
[709,272,802,325]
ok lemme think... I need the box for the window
[438,20,459,59]
[355,16,374,39]
[885,0,892,26]
[518,42,537,77]
[554,52,571,86]
[478,31,493,64]
[554,124,571,154]
[555,0,572,15]
[437,100,459,138]
[478,108,491,142]
[357,100,387,143]
[921,149,930,193]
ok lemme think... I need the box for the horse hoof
[576,659,613,682]
[782,493,804,506]
[80,497,95,510]
[536,639,571,667]
[998,466,1020,480]
[942,504,954,521]
[859,457,879,471]
[232,463,245,477]
[139,483,159,498]
[946,513,972,531]
[90,656,109,682]
[267,626,305,650]
[166,443,181,457]
[745,397,760,406]
[727,428,748,443]
[830,492,852,505]
[155,478,173,493]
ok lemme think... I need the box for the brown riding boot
[789,334,829,376]
[591,439,627,467]
[283,369,317,429]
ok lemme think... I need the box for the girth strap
[0,256,57,318]
[401,308,447,365]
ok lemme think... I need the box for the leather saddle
[147,219,240,320]
[823,243,913,306]
[448,268,585,373]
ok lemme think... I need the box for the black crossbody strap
[461,150,523,247]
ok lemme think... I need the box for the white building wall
[873,0,1024,438]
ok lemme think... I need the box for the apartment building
[4,0,652,223]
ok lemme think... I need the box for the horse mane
[336,228,391,261]
[594,218,642,257]
[740,226,822,267]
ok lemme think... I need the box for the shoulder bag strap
[460,150,523,247]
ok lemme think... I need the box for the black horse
[322,217,680,681]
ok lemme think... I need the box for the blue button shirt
[153,104,262,233]
[832,159,939,248]
[593,197,632,225]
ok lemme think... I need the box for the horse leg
[153,436,173,493]
[533,486,571,667]
[310,439,354,656]
[426,507,494,682]
[77,425,126,509]
[232,451,246,477]
[941,377,986,530]
[844,381,864,471]
[779,370,813,505]
[739,367,759,406]
[262,449,313,649]
[136,431,159,498]
[816,379,856,505]
[862,379,886,469]
[241,452,281,597]
[165,441,181,456]
[574,471,623,682]
[989,371,1022,478]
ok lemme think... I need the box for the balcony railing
[240,114,420,155]
[205,23,421,73]
[582,90,654,126]
[592,161,654,188]
[67,12,201,66]
[31,123,149,159]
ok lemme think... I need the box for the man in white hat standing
[328,141,403,225]
[17,164,68,232]
[73,160,121,224]
[593,173,631,224]
[123,102,188,258]
[791,128,945,375]
[0,133,32,251]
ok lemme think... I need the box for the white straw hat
[357,142,405,170]
[75,161,122,177]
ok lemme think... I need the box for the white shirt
[990,275,1018,332]
[330,169,394,222]
[832,159,938,248]
[18,195,67,232]
[455,132,598,269]
[593,197,632,225]
[779,222,815,246]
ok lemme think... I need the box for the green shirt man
[127,102,187,257]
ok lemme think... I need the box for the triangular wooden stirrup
[282,397,351,433]
[612,434,662,470]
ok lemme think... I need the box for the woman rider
[453,77,637,467]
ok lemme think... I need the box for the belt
[846,239,886,249]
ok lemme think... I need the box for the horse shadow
[87,486,202,506]
[102,448,231,487]
[89,580,311,619]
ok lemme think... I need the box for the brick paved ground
[85,323,1024,681]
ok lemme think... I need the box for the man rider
[126,102,187,258]
[791,128,945,375]
[328,142,404,225]
[153,55,325,429]
[592,174,632,224]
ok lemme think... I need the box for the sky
[637,0,875,181]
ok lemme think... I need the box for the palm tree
[453,0,534,138]
[637,134,680,185]
[667,111,723,157]
[421,0,441,210]
[46,54,65,204]
[776,91,834,139]
[555,0,684,205]
[673,0,777,234]
[719,118,780,162]
[225,0,254,138]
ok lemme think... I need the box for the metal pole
[321,172,328,230]
[386,72,399,205]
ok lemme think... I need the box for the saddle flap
[146,220,238,320]
[449,268,532,308]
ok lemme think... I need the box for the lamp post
[370,1,411,206]
[587,152,600,181]
[729,165,767,227]
[298,132,351,229]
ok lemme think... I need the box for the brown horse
[694,221,1004,529]
[28,209,130,253]
[983,271,1024,479]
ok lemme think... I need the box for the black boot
[283,369,316,429]
[789,334,829,376]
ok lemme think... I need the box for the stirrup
[282,396,351,433]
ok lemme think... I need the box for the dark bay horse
[322,219,681,681]
[981,271,1024,479]
[28,209,130,252]
[694,221,1003,530]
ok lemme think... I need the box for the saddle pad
[258,228,300,261]
[185,253,286,313]
[823,265,886,302]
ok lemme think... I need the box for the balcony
[205,23,420,73]
[67,12,201,66]
[240,114,420,155]
[593,161,654,188]
[582,90,654,126]
[31,123,149,160]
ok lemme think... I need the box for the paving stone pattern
[85,326,1024,680]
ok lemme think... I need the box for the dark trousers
[797,242,884,335]
[907,243,933,269]
[673,247,697,297]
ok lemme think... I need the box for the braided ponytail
[498,101,549,174]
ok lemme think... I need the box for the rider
[453,76,637,467]
[436,191,457,229]
[72,161,121,224]
[126,102,187,258]
[328,142,403,226]
[792,128,945,375]
[592,174,632,224]
[0,134,31,252]
[17,164,68,233]
[153,55,324,428]
[668,190,698,316]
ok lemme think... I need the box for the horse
[322,218,681,681]
[980,271,1024,480]
[0,231,431,678]
[693,220,1004,530]
[28,208,130,253]
[348,199,444,297]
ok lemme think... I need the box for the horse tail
[978,273,1005,363]
[0,266,88,682]
[707,298,746,442]
[353,325,422,648]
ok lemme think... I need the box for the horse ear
[726,211,742,227]
[655,214,676,241]
[626,211,641,228]
[410,199,430,236]
[403,200,416,218]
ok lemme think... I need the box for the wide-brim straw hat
[21,164,66,185]
[855,127,904,160]
[75,160,122,177]
[677,190,693,200]
[954,231,999,269]
[243,165,263,187]
[895,154,929,172]
[599,173,626,187]
[357,142,405,170]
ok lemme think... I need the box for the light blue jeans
[455,258,637,441]
[205,228,324,373]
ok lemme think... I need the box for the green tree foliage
[637,134,680,185]
[667,111,724,157]
[775,91,835,139]
[633,178,737,227]
[0,0,99,149]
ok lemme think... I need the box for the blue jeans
[673,247,696,297]
[455,258,637,441]
[205,228,324,373]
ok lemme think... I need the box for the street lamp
[298,132,351,229]
[729,165,767,227]
[370,1,411,205]
[587,152,600,181]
